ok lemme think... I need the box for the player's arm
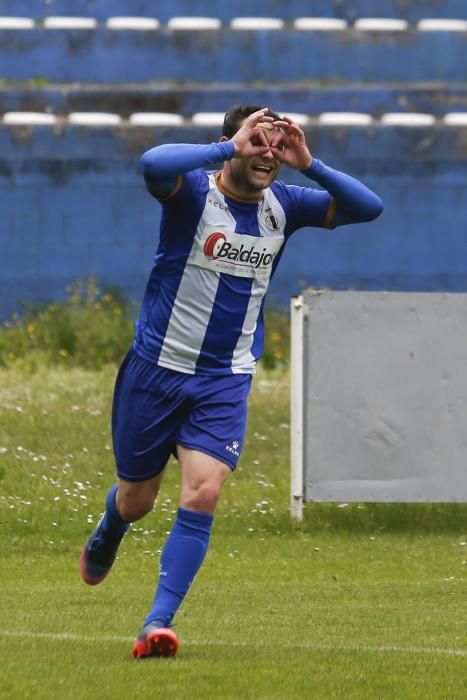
[300,158,384,228]
[140,141,236,200]
[140,108,274,200]
[271,116,383,228]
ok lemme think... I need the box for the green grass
[0,280,289,371]
[0,367,466,699]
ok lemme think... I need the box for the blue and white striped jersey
[133,167,332,375]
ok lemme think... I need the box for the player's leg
[133,448,229,658]
[80,473,164,585]
[133,372,252,658]
[178,445,232,512]
[141,448,230,625]
[80,348,180,586]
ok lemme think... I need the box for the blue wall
[1,28,466,83]
[2,123,467,320]
[1,0,466,319]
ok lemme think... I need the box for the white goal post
[290,296,306,520]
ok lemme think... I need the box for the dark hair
[222,104,282,138]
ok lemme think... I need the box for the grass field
[1,366,466,699]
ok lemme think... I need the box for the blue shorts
[112,348,253,481]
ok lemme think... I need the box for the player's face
[230,123,283,194]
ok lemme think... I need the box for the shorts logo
[203,231,227,260]
[226,440,240,457]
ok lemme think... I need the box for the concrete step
[1,120,464,163]
[1,27,467,83]
[1,0,465,22]
[1,84,467,118]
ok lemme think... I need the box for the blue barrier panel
[1,0,465,22]
[1,124,467,320]
[2,85,467,117]
[1,28,466,83]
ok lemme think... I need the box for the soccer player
[80,106,383,658]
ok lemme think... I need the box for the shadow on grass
[271,503,467,535]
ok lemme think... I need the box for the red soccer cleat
[132,626,179,659]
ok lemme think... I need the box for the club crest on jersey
[195,226,284,279]
[265,208,280,231]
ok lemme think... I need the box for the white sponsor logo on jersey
[192,226,283,278]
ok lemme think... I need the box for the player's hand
[270,116,312,171]
[230,108,274,158]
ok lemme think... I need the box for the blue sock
[144,507,213,629]
[100,484,130,541]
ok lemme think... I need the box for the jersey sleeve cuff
[219,140,236,160]
[300,157,324,179]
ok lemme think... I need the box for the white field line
[0,630,465,658]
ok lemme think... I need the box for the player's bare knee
[184,481,222,512]
[117,492,155,522]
